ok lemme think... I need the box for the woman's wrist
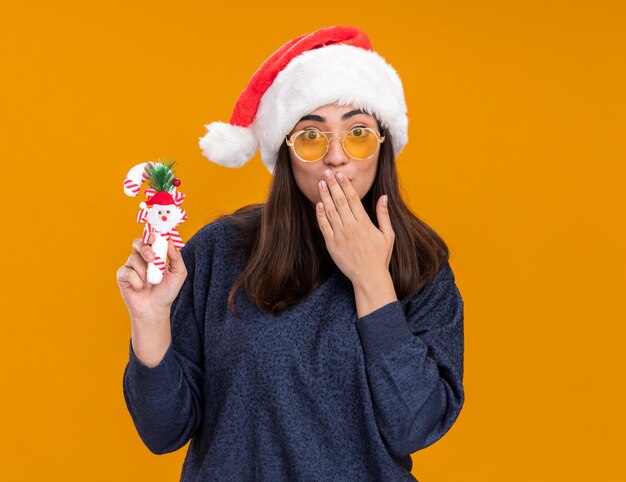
[352,270,398,319]
[130,308,172,367]
[129,304,171,325]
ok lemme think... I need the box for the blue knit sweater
[123,217,465,481]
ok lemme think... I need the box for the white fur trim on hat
[199,121,259,168]
[253,44,408,174]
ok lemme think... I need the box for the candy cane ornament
[123,160,187,285]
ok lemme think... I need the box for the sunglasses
[285,127,385,162]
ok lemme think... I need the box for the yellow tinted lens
[293,130,328,161]
[343,128,378,159]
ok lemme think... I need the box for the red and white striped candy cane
[123,161,185,285]
[122,161,157,197]
[141,223,168,283]
[141,221,186,284]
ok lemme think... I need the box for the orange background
[2,1,625,480]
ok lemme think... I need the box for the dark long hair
[214,130,450,317]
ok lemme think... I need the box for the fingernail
[324,169,332,180]
[320,180,328,190]
[336,172,344,182]
[383,195,388,207]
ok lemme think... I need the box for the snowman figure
[123,160,187,285]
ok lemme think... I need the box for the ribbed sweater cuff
[127,338,178,398]
[355,300,414,361]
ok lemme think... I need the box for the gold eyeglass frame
[285,127,385,162]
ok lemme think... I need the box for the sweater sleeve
[122,231,207,455]
[354,261,465,457]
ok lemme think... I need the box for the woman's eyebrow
[299,114,325,122]
[342,109,369,120]
[298,109,370,123]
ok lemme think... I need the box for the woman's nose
[324,136,348,165]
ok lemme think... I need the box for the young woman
[117,25,465,482]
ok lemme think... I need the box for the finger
[132,236,155,263]
[334,171,367,221]
[319,179,343,232]
[165,238,187,276]
[125,253,148,284]
[376,195,395,239]
[127,269,145,291]
[322,170,355,225]
[315,201,334,239]
[117,265,145,291]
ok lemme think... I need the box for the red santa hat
[145,190,175,206]
[199,25,409,175]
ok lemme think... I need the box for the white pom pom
[139,202,147,209]
[199,122,258,168]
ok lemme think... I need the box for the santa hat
[146,190,175,206]
[199,25,408,175]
